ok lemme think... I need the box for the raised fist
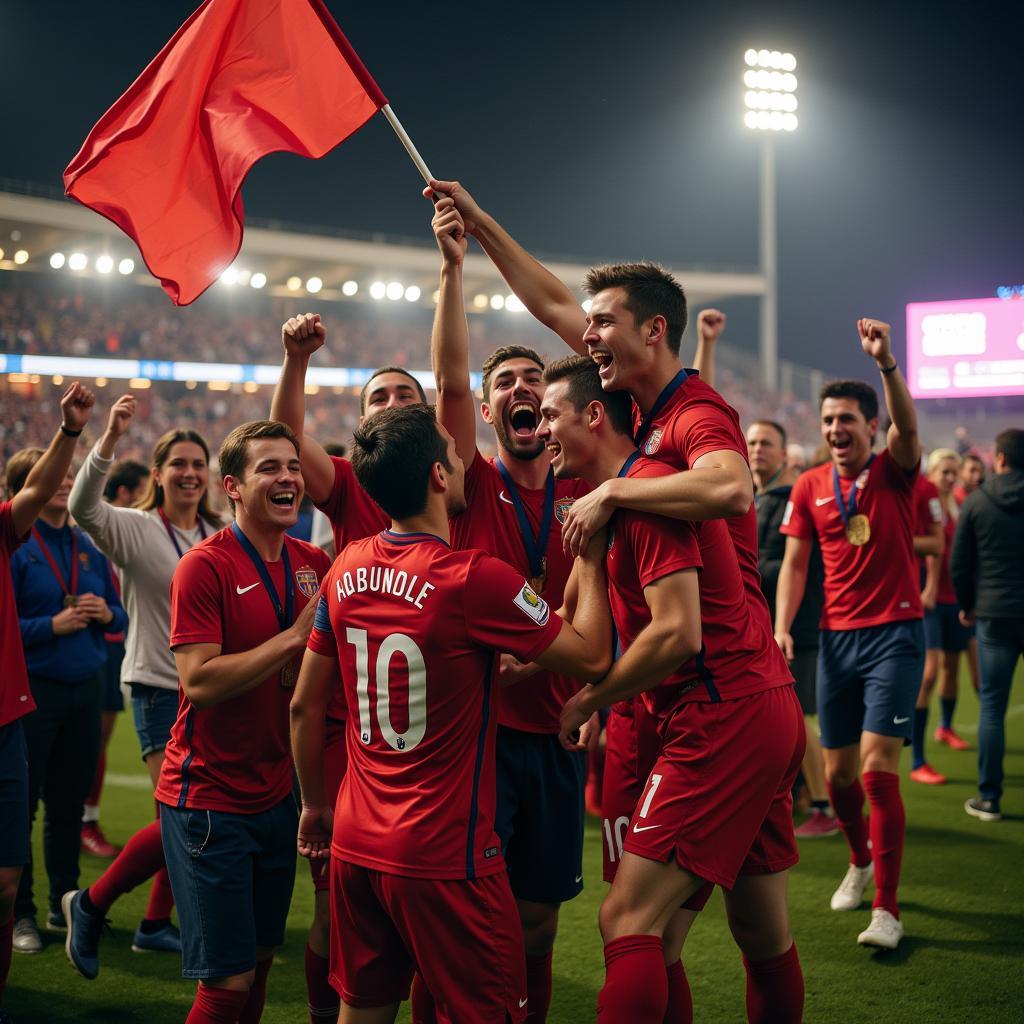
[697,309,726,343]
[857,318,893,364]
[105,394,136,439]
[60,382,95,432]
[282,313,326,360]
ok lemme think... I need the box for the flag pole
[381,104,434,185]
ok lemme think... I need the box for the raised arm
[693,309,725,388]
[430,198,478,467]
[12,382,94,537]
[857,318,920,471]
[270,314,335,504]
[426,179,589,353]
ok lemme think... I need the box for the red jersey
[315,455,389,556]
[307,530,563,880]
[450,452,588,734]
[607,457,791,721]
[914,476,943,557]
[781,450,922,631]
[630,370,767,627]
[0,502,34,728]
[158,526,330,814]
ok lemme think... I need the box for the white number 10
[346,628,427,752]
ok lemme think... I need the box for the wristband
[879,361,898,376]
[60,423,83,437]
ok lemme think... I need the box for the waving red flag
[64,0,387,305]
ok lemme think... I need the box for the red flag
[64,0,387,306]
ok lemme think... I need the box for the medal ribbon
[231,523,294,631]
[632,369,696,449]
[495,459,554,580]
[832,454,875,533]
[159,508,207,560]
[31,524,79,599]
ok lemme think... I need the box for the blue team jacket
[11,519,128,683]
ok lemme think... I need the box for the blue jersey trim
[313,595,332,636]
[177,706,196,808]
[381,530,450,548]
[465,662,493,880]
[694,644,721,702]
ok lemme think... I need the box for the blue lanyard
[160,508,207,559]
[632,369,696,448]
[617,451,642,479]
[495,459,554,579]
[832,454,875,530]
[230,523,294,631]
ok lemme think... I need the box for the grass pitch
[8,665,1023,1023]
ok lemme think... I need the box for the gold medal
[845,514,871,546]
[280,659,298,689]
[528,556,548,596]
[63,594,79,608]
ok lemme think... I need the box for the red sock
[863,771,904,917]
[89,819,165,913]
[598,935,667,1023]
[86,751,106,809]
[743,944,804,1024]
[526,950,553,1021]
[0,914,13,1004]
[663,960,692,1024]
[827,778,871,867]
[186,984,248,1024]
[145,866,175,922]
[305,944,339,1021]
[238,958,272,1024]
[410,972,437,1024]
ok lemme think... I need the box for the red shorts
[311,721,347,893]
[623,685,804,889]
[329,859,527,1023]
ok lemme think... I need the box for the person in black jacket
[952,428,1024,822]
[748,420,835,838]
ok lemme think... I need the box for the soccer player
[289,404,612,1024]
[156,421,330,1024]
[541,356,803,1024]
[953,428,1024,822]
[64,398,223,977]
[0,383,93,1007]
[776,320,924,949]
[747,419,836,838]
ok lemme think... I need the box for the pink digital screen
[906,297,1024,399]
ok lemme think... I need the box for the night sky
[2,0,1022,379]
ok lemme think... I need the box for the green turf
[7,665,1023,1022]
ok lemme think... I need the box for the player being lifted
[776,320,924,950]
[289,405,612,1024]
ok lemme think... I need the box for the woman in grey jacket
[63,394,221,974]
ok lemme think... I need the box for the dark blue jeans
[976,617,1024,804]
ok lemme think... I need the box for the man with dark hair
[102,460,149,506]
[538,356,803,1024]
[157,420,330,1024]
[290,404,612,1024]
[955,453,985,505]
[776,321,923,950]
[953,428,1024,822]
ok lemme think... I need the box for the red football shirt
[607,458,792,721]
[913,476,943,557]
[157,527,331,814]
[0,502,34,728]
[307,530,563,879]
[781,450,922,630]
[450,452,588,734]
[315,455,389,556]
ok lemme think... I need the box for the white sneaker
[830,861,874,911]
[857,908,904,949]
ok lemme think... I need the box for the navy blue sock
[940,697,956,731]
[911,707,928,769]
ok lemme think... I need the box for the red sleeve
[462,554,564,664]
[313,456,352,520]
[914,478,942,532]
[0,501,28,554]
[880,449,918,493]
[625,511,702,588]
[779,472,814,539]
[668,402,746,466]
[169,549,224,648]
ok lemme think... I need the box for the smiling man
[775,320,923,951]
[156,421,330,1024]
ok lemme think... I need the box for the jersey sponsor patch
[294,567,320,598]
[554,497,576,525]
[782,500,794,527]
[928,497,943,523]
[514,583,550,625]
[643,428,664,455]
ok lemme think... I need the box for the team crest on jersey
[78,551,91,573]
[643,428,664,455]
[294,568,319,599]
[554,497,575,525]
[514,584,550,625]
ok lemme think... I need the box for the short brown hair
[5,447,44,497]
[583,262,688,355]
[542,355,633,437]
[218,421,300,512]
[359,366,427,415]
[480,345,545,403]
[748,419,787,448]
[135,428,221,525]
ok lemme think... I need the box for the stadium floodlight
[220,266,239,285]
[404,285,421,302]
[235,269,251,286]
[96,255,114,274]
[472,294,488,310]
[0,248,4,261]
[118,258,135,275]
[342,280,358,296]
[370,281,386,300]
[505,295,525,313]
[490,294,505,310]
[249,272,267,289]
[68,252,87,271]
[13,250,29,265]
[385,281,404,300]
[50,252,66,269]
[306,277,323,294]
[286,275,302,291]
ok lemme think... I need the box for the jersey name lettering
[335,564,436,610]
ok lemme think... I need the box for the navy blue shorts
[924,603,972,653]
[102,644,126,713]
[495,726,586,905]
[0,720,30,868]
[160,794,298,979]
[130,684,179,760]
[817,620,925,749]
